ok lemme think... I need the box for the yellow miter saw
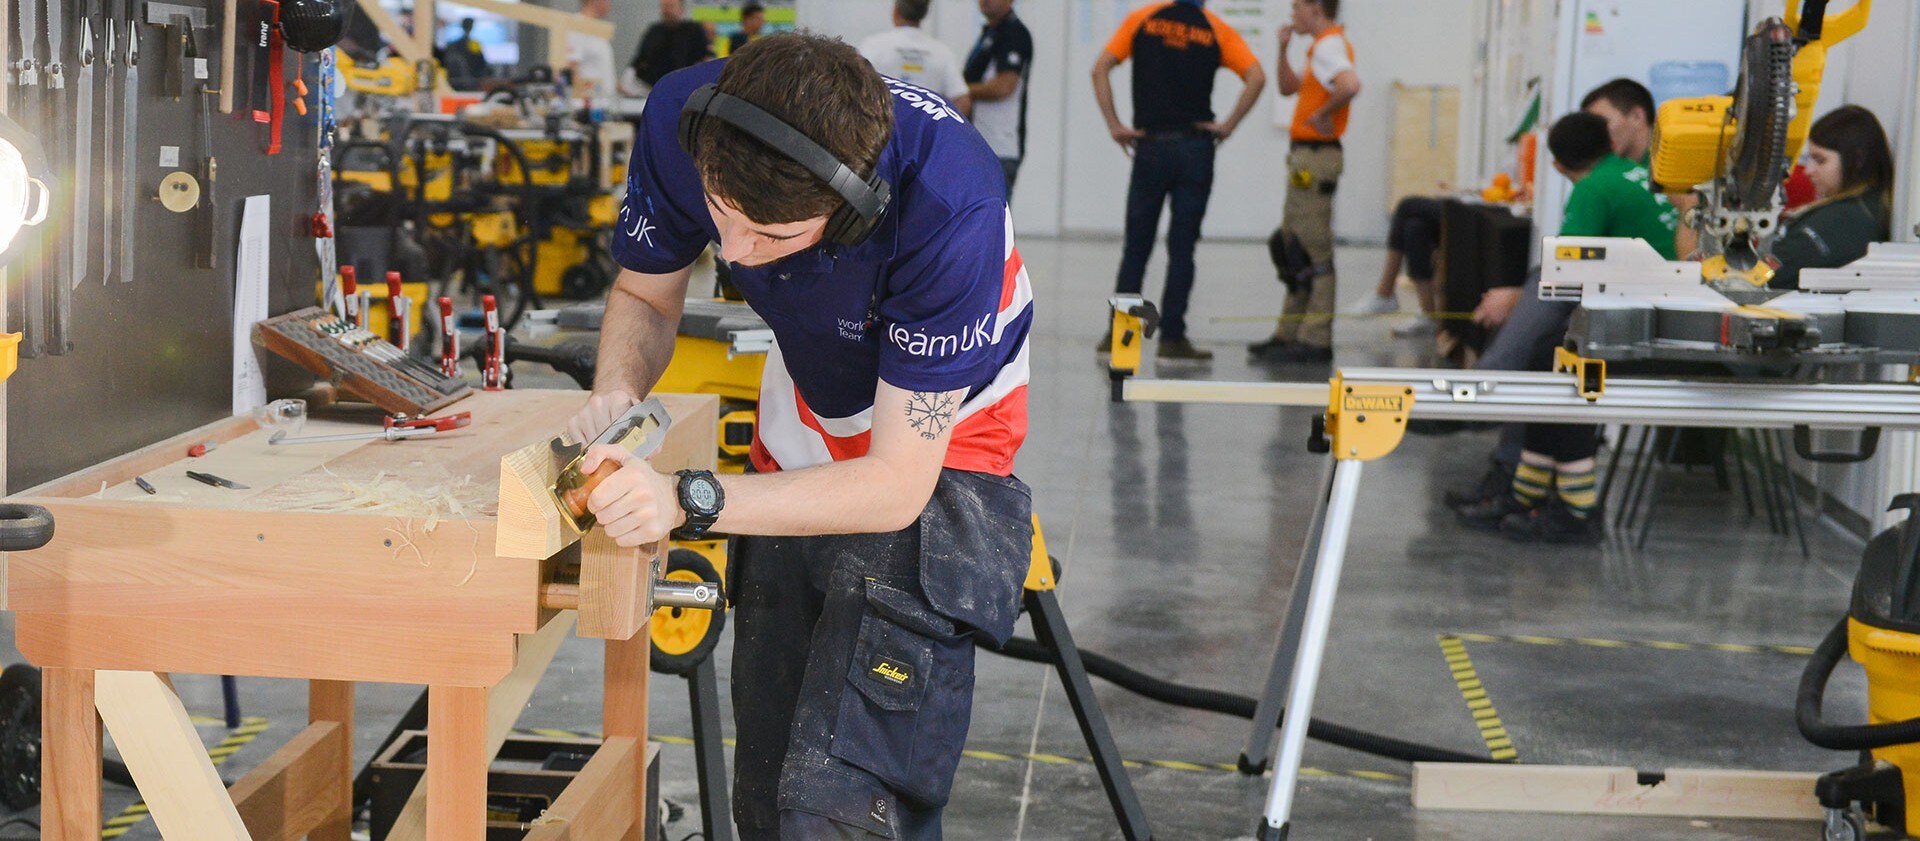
[1545,0,1920,366]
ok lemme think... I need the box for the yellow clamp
[1324,375,1414,461]
[1554,346,1606,402]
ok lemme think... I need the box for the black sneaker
[1499,498,1603,544]
[1158,337,1214,361]
[1444,460,1515,510]
[1259,343,1332,364]
[1456,493,1530,531]
[1249,335,1292,355]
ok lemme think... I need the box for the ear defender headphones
[678,83,893,247]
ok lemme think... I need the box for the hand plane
[543,398,722,612]
[551,398,671,535]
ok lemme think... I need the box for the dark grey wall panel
[7,0,321,489]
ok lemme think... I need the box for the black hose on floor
[987,635,1500,765]
[1797,617,1920,751]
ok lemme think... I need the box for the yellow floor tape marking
[1432,630,1815,768]
[1437,635,1521,763]
[101,717,270,840]
[1460,631,1813,657]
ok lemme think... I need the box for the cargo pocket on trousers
[830,578,977,808]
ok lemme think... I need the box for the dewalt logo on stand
[1342,393,1404,413]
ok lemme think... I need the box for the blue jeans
[1114,133,1216,343]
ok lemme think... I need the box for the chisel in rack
[71,14,95,288]
[99,0,117,285]
[46,0,73,353]
[118,1,139,283]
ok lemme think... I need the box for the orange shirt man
[1254,0,1360,363]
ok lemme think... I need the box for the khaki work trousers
[1274,144,1343,348]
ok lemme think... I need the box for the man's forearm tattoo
[904,391,958,440]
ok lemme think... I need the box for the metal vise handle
[653,578,723,611]
[0,503,55,551]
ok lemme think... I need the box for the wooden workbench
[7,389,718,841]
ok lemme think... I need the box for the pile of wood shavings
[267,465,497,584]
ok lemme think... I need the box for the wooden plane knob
[562,460,622,519]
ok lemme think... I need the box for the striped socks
[1510,462,1553,508]
[1557,466,1599,520]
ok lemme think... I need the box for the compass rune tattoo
[904,391,959,440]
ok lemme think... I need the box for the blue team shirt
[612,59,1034,475]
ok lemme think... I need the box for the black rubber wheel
[650,548,728,677]
[1822,808,1866,841]
[0,504,53,552]
[0,664,44,810]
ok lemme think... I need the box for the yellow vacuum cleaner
[1799,495,1920,840]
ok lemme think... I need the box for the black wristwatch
[673,469,725,540]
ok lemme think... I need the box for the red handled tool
[267,411,472,445]
[260,0,283,154]
[340,265,359,325]
[482,294,504,391]
[385,271,412,351]
[438,296,459,378]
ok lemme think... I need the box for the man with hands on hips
[570,33,1034,840]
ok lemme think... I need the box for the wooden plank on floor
[229,721,348,841]
[1411,762,1825,820]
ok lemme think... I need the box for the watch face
[688,479,719,512]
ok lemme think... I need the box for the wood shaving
[257,465,495,586]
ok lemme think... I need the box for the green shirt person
[1558,152,1677,257]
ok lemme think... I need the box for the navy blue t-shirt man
[567,35,1035,838]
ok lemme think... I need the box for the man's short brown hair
[694,33,895,225]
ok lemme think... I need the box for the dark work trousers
[1474,269,1576,466]
[1113,132,1217,343]
[1387,196,1445,282]
[730,470,1033,840]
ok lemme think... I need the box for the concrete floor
[0,237,1884,840]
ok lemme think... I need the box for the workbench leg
[41,668,100,841]
[310,680,356,841]
[427,685,489,841]
[606,632,650,841]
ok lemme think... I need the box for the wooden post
[309,680,356,841]
[389,613,576,841]
[41,668,99,841]
[413,0,435,65]
[426,685,489,840]
[605,630,650,841]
